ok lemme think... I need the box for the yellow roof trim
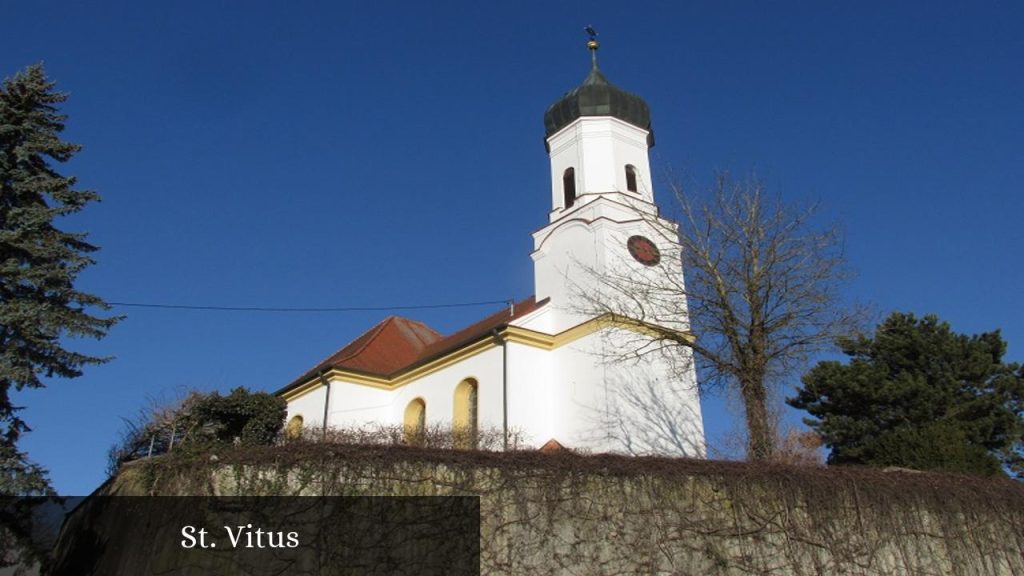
[280,315,694,402]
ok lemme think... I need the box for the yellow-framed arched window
[403,398,426,445]
[285,415,304,440]
[453,379,478,449]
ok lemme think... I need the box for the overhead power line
[107,299,512,313]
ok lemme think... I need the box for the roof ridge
[395,315,441,335]
[335,315,398,363]
[406,296,543,373]
[305,315,397,371]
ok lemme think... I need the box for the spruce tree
[0,64,119,494]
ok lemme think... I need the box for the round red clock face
[627,235,661,266]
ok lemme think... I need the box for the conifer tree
[0,64,119,494]
[790,313,1024,478]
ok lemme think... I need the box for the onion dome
[543,35,654,147]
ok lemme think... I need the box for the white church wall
[290,321,704,456]
[546,117,654,214]
[286,385,326,432]
[594,119,654,201]
[606,221,692,333]
[532,219,604,331]
[324,381,392,428]
[511,304,555,334]
[549,330,612,452]
[535,216,676,332]
[389,347,505,431]
[549,327,705,457]
[601,326,704,457]
[547,126,582,213]
[505,341,555,447]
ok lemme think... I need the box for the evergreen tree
[789,313,1024,477]
[0,64,119,494]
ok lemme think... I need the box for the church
[276,38,705,457]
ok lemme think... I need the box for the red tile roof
[539,438,568,453]
[280,296,547,393]
[320,316,443,375]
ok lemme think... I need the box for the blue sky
[4,1,1022,494]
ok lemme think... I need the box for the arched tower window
[285,415,304,441]
[403,398,426,445]
[625,165,638,193]
[563,167,576,209]
[453,379,478,449]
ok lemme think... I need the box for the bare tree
[577,173,858,461]
[106,389,204,475]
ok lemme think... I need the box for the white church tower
[532,35,665,333]
[279,35,704,458]
[513,34,705,455]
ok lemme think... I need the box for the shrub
[188,388,286,447]
[107,387,286,474]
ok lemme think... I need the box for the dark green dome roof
[543,64,654,147]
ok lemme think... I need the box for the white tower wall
[547,117,655,217]
[528,103,705,457]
